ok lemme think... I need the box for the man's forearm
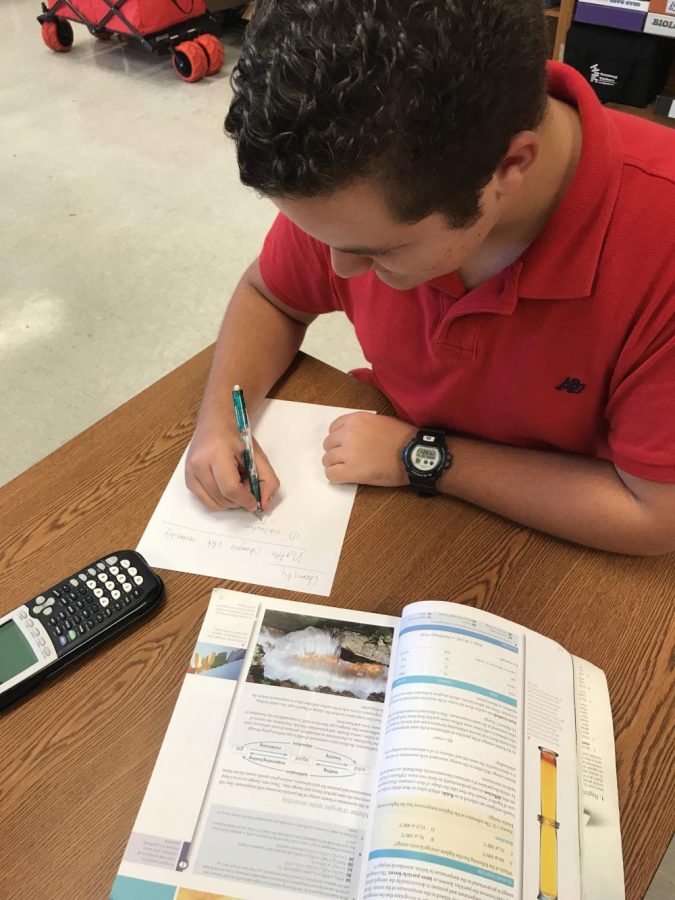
[440,436,664,555]
[199,277,307,427]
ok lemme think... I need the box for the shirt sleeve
[258,213,343,315]
[607,279,675,483]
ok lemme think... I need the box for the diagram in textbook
[234,740,364,777]
[537,747,560,900]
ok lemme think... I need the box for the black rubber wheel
[173,50,192,80]
[56,18,74,48]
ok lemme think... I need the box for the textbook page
[112,588,399,900]
[137,399,363,596]
[361,601,582,900]
[573,657,625,899]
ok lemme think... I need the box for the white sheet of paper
[137,399,363,596]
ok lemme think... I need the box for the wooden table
[1,348,673,900]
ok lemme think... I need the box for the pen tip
[233,384,241,391]
[256,508,264,521]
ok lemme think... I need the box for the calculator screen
[0,620,38,682]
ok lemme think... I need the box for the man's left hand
[322,412,417,487]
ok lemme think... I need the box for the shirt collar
[429,62,623,305]
[518,61,623,300]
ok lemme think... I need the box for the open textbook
[111,589,624,900]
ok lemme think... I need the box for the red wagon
[37,0,244,82]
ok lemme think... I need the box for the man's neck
[459,97,583,291]
[497,97,582,245]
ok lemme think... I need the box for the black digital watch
[401,429,452,496]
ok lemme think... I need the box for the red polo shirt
[259,62,675,482]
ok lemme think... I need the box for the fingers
[324,462,350,484]
[212,461,260,512]
[185,434,282,514]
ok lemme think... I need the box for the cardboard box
[575,1,647,31]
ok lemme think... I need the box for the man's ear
[493,131,540,197]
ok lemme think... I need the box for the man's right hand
[185,421,280,513]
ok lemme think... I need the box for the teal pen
[232,385,264,520]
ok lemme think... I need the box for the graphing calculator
[0,550,164,711]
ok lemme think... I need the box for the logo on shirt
[555,377,586,395]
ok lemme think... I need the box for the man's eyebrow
[333,242,406,256]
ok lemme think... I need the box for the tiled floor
[1,2,673,895]
[0,2,365,487]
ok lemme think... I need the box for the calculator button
[72,615,81,624]
[98,573,107,582]
[111,589,121,600]
[34,595,46,606]
[132,588,143,599]
[53,589,62,598]
[99,598,110,608]
[63,619,72,628]
[124,596,132,605]
[41,648,51,658]
[120,559,130,569]
[105,556,118,565]
[116,573,126,583]
[86,580,96,589]
[42,607,54,617]
[87,567,97,576]
[67,629,77,641]
[128,566,138,576]
[58,611,66,620]
[78,624,86,635]
[82,609,90,618]
[77,587,87,595]
[105,580,115,591]
[19,609,28,619]
[96,562,106,570]
[133,576,144,586]
[37,636,46,646]
[104,608,112,617]
[95,614,104,623]
[49,617,57,626]
[123,583,132,593]
[29,626,39,636]
[69,578,79,587]
[78,573,87,581]
[86,621,95,631]
[58,635,68,646]
[109,566,119,575]
[75,600,84,609]
[66,605,75,615]
[55,626,63,635]
[94,588,103,598]
[113,602,122,611]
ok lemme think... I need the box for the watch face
[410,444,441,473]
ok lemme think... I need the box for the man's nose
[330,249,372,279]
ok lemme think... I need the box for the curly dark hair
[225,0,548,227]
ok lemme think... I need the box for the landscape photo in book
[246,609,394,702]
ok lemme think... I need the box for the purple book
[574,1,647,32]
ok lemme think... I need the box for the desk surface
[1,348,673,900]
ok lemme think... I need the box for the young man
[186,0,675,555]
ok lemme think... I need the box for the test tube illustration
[537,747,559,900]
